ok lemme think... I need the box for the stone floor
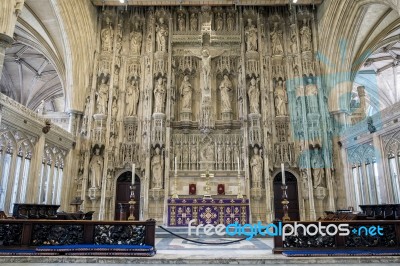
[1,237,400,265]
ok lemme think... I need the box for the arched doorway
[273,171,300,221]
[114,171,140,220]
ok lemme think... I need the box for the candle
[175,157,177,175]
[237,157,240,175]
[281,163,285,185]
[132,163,135,185]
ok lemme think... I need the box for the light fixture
[293,0,298,3]
[119,0,125,3]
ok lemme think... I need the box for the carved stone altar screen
[74,5,337,223]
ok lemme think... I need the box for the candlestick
[175,157,177,175]
[281,163,285,185]
[237,156,240,175]
[127,185,136,221]
[132,163,135,185]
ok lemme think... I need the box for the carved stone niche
[151,113,166,147]
[248,113,262,147]
[245,52,260,78]
[92,114,107,144]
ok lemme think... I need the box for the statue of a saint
[178,13,185,31]
[227,13,234,31]
[155,17,168,52]
[245,19,258,52]
[271,22,284,55]
[130,21,143,54]
[154,77,166,113]
[190,13,198,31]
[126,79,139,116]
[248,78,260,113]
[250,147,263,188]
[311,150,324,188]
[300,19,312,52]
[220,75,232,112]
[89,147,103,188]
[305,77,318,113]
[101,17,113,52]
[96,78,109,114]
[274,80,287,116]
[151,147,163,188]
[290,35,297,53]
[215,13,223,31]
[180,75,192,111]
[112,99,118,117]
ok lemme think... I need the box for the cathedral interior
[1,0,400,229]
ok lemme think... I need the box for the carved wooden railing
[273,220,400,254]
[0,219,156,247]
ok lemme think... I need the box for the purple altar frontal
[167,198,250,226]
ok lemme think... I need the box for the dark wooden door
[273,171,300,221]
[114,172,140,220]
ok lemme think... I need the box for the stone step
[156,226,270,239]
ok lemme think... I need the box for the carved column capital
[0,33,14,49]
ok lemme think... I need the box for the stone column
[68,110,82,136]
[0,0,24,80]
[0,34,13,80]
[25,134,45,203]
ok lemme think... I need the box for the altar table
[167,198,249,226]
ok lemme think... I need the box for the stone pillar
[68,110,82,136]
[0,34,14,80]
[25,133,45,203]
[0,0,24,80]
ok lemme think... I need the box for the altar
[167,198,250,226]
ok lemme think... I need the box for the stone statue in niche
[245,18,258,52]
[305,77,318,113]
[146,32,152,53]
[274,79,287,116]
[89,146,103,188]
[96,77,109,114]
[151,147,163,189]
[248,77,260,114]
[300,19,312,52]
[154,77,166,113]
[126,79,139,116]
[180,75,192,111]
[178,13,185,31]
[290,35,297,53]
[190,13,198,31]
[220,75,233,112]
[155,17,168,52]
[101,17,113,52]
[113,67,120,88]
[311,149,324,188]
[215,13,223,31]
[227,13,234,31]
[270,22,284,55]
[130,21,143,54]
[250,147,263,188]
[112,99,118,117]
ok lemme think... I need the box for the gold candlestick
[127,185,136,221]
[172,172,179,199]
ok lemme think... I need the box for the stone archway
[114,171,141,220]
[273,171,300,221]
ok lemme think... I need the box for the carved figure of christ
[185,48,227,92]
